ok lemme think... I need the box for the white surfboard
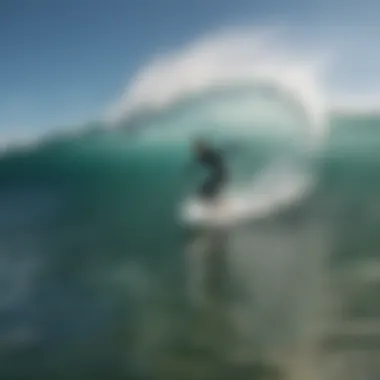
[180,165,313,228]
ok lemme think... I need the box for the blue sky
[1,0,380,138]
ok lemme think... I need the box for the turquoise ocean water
[1,79,380,379]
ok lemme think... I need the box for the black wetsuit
[196,148,227,200]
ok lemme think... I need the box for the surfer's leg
[199,175,224,203]
[199,178,214,200]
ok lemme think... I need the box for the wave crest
[108,28,328,145]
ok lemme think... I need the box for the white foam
[107,27,329,144]
[181,162,313,227]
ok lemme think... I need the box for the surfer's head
[193,137,210,154]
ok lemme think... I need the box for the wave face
[1,29,380,380]
[108,30,328,214]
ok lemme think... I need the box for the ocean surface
[2,81,380,380]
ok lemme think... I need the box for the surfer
[192,138,228,203]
